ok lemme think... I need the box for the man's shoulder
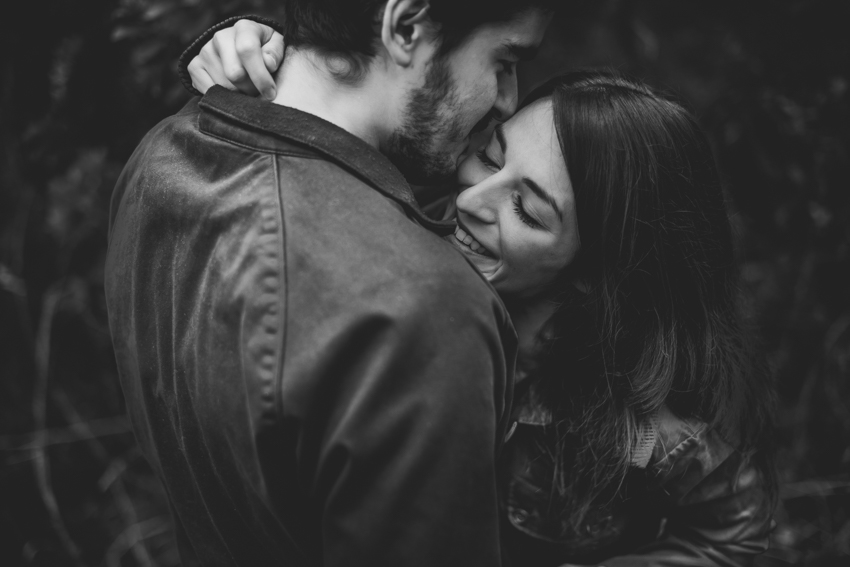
[120,98,504,318]
[112,97,275,222]
[137,98,202,149]
[277,168,499,316]
[384,235,502,317]
[117,97,212,190]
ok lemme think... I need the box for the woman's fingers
[187,61,214,94]
[214,26,260,96]
[187,43,216,94]
[189,41,237,93]
[233,20,277,100]
[185,19,285,99]
[262,31,285,73]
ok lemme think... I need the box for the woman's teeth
[454,226,490,256]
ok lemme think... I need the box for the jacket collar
[199,86,455,235]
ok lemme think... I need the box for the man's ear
[381,0,434,68]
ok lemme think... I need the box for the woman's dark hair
[521,70,776,528]
[282,0,556,82]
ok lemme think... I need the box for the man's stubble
[385,55,493,186]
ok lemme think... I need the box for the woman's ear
[381,0,433,68]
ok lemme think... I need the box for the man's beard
[385,56,478,186]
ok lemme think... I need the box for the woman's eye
[476,149,501,171]
[512,194,540,229]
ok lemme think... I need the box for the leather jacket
[105,87,517,566]
[500,382,775,567]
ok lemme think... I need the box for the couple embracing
[104,1,776,566]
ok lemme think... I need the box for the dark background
[1,0,848,565]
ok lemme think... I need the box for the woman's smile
[451,225,494,257]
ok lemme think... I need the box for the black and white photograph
[1,1,848,566]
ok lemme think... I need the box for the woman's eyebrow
[522,176,564,222]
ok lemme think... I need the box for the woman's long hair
[522,70,776,529]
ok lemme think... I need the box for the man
[105,1,552,565]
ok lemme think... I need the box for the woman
[185,32,776,567]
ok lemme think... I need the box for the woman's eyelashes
[476,149,500,171]
[474,149,541,229]
[512,194,540,228]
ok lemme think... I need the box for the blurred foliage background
[1,0,848,565]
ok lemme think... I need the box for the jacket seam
[272,155,288,420]
[201,127,322,159]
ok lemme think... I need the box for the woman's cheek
[517,234,559,273]
[503,226,535,267]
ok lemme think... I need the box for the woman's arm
[178,16,285,99]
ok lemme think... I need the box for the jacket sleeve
[177,15,285,96]
[283,269,517,566]
[591,430,776,567]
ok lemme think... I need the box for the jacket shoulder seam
[201,126,323,160]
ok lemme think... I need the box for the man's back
[105,88,516,566]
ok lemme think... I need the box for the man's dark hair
[282,0,557,82]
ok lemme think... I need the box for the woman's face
[449,98,580,297]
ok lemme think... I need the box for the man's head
[283,0,554,183]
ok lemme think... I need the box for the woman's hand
[187,19,285,100]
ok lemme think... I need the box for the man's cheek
[462,73,496,115]
[476,73,499,114]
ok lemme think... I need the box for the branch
[31,283,85,566]
[50,389,156,567]
[0,415,130,451]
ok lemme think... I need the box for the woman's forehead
[504,99,572,204]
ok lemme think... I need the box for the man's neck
[271,48,388,148]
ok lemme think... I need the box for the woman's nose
[456,182,498,225]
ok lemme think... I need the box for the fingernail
[264,88,276,101]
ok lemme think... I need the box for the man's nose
[492,72,518,122]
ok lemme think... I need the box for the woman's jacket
[500,383,776,567]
